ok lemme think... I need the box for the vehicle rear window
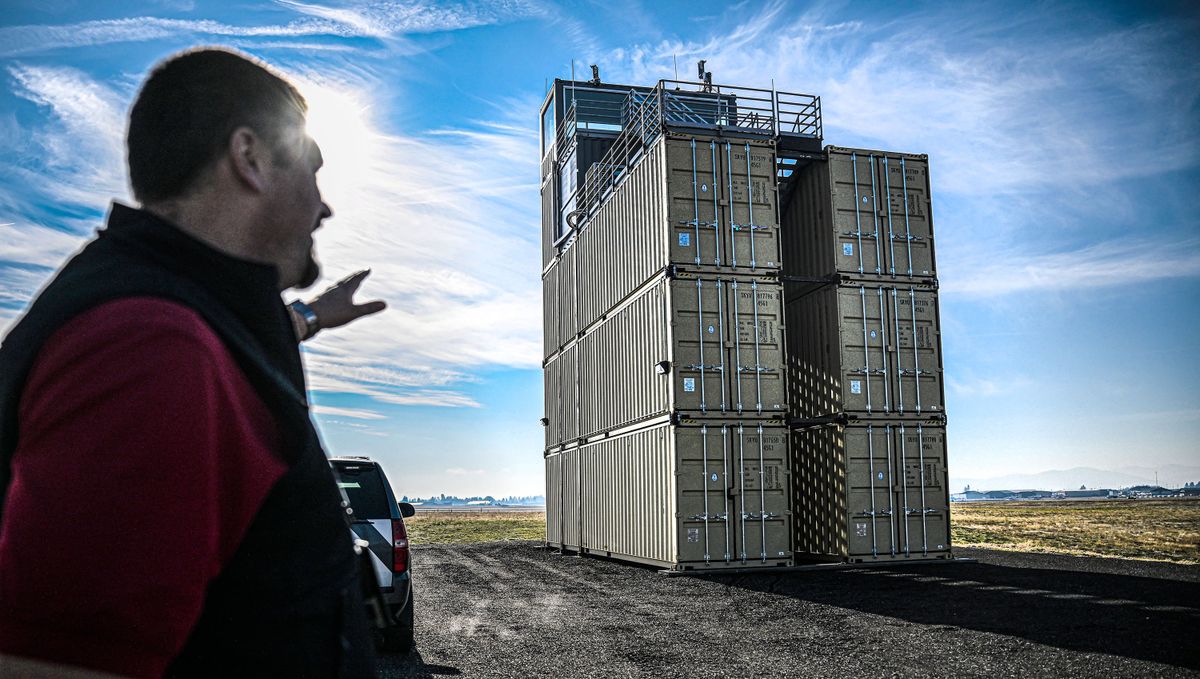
[331,464,390,519]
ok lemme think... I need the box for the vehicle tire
[379,587,414,654]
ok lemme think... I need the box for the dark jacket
[0,204,376,677]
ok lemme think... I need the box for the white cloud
[942,237,1200,297]
[278,0,533,36]
[291,74,543,377]
[311,404,387,419]
[0,17,348,56]
[600,2,1199,194]
[0,2,537,57]
[7,65,128,208]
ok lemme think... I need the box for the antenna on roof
[697,60,713,92]
[673,54,679,81]
[589,64,601,85]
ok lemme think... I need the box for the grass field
[406,499,1200,564]
[405,510,546,544]
[950,498,1200,564]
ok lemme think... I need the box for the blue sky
[1,1,1197,497]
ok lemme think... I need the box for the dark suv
[329,456,416,653]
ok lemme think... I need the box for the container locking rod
[851,153,865,275]
[868,155,883,275]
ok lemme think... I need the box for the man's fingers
[337,269,371,291]
[355,300,387,317]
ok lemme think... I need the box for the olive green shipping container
[546,419,792,570]
[792,421,951,562]
[784,281,945,419]
[781,146,936,282]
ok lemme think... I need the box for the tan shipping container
[563,134,781,335]
[785,281,944,419]
[781,146,936,282]
[543,342,579,449]
[545,419,792,570]
[548,271,788,445]
[792,421,951,562]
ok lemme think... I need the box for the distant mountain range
[949,464,1200,493]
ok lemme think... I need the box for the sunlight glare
[300,82,378,203]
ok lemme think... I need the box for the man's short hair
[127,48,307,204]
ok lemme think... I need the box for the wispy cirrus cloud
[311,404,387,420]
[943,237,1200,298]
[598,2,1200,297]
[0,17,345,57]
[277,0,534,37]
[606,2,1200,194]
[0,1,536,57]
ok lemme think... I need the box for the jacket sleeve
[0,297,288,678]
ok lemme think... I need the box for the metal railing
[554,79,821,245]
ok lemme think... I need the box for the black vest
[0,204,376,677]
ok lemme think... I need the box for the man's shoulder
[64,296,223,349]
[37,297,232,372]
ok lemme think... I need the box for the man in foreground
[0,48,382,676]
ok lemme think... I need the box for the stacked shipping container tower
[540,73,951,571]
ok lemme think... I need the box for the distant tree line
[399,493,545,506]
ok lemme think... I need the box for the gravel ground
[378,542,1200,678]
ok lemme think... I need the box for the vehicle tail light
[392,518,409,572]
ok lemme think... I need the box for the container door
[719,140,781,272]
[886,285,944,415]
[666,138,725,268]
[893,424,951,557]
[725,278,787,414]
[845,424,951,560]
[836,285,891,414]
[877,154,935,279]
[827,151,887,277]
[676,424,790,567]
[671,276,731,414]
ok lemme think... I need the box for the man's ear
[228,126,269,194]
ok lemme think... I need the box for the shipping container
[784,281,944,419]
[543,342,578,449]
[546,419,792,570]
[547,271,788,445]
[562,134,781,334]
[781,146,936,282]
[792,421,951,562]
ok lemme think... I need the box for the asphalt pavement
[378,542,1200,678]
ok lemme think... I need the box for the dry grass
[950,498,1200,564]
[406,511,547,544]
[403,501,1200,564]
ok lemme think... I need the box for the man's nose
[320,202,332,221]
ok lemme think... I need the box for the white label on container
[711,472,719,482]
[856,523,867,537]
[688,528,700,543]
[870,330,877,339]
[701,183,709,193]
[850,380,862,394]
[683,378,696,392]
[877,471,885,481]
[707,325,715,334]
[843,243,854,256]
[679,233,690,247]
